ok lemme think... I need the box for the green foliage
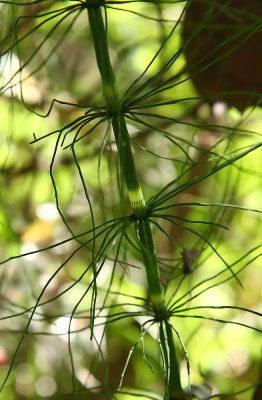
[0,0,262,399]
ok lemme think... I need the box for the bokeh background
[0,1,262,399]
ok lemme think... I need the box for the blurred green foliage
[0,1,261,399]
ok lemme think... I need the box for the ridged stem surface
[87,3,183,398]
[88,5,146,216]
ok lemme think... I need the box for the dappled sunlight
[0,0,261,399]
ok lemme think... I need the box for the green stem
[87,4,146,217]
[86,3,184,397]
[87,4,119,114]
[111,114,146,216]
[137,217,166,314]
[86,0,166,320]
[159,321,185,400]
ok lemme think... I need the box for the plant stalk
[137,217,166,314]
[87,4,146,217]
[159,321,184,400]
[87,3,184,398]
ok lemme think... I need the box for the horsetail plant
[87,5,183,397]
[0,0,262,399]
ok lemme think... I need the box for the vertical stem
[111,114,146,216]
[86,3,184,398]
[87,4,146,217]
[159,321,184,399]
[137,217,166,315]
[87,3,164,307]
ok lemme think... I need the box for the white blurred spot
[50,316,76,343]
[0,53,20,97]
[0,52,42,104]
[21,242,38,261]
[76,367,100,388]
[36,203,59,221]
[213,101,227,117]
[35,375,57,397]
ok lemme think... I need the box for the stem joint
[85,0,104,9]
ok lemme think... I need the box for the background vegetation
[0,0,261,399]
